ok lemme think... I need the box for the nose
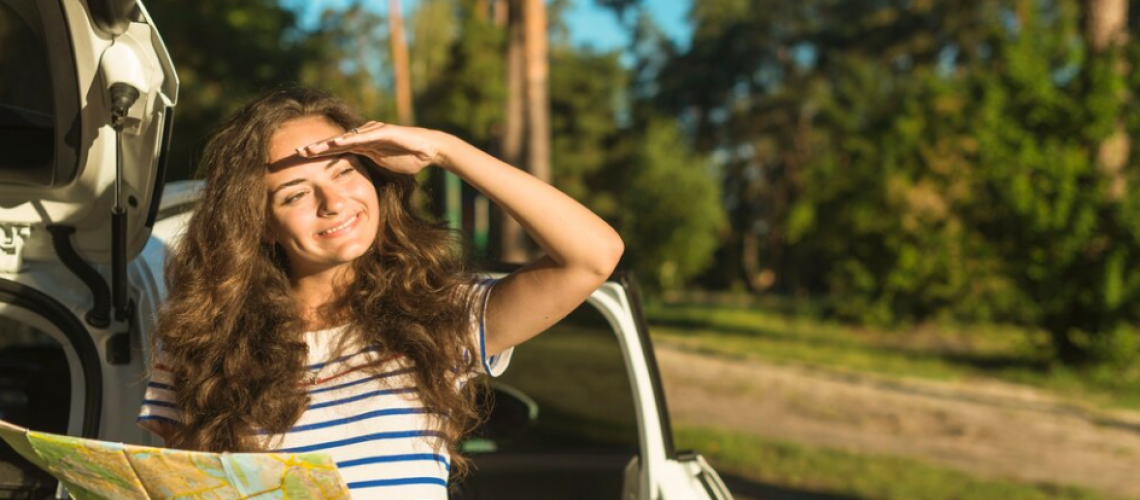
[317,186,347,216]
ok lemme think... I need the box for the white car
[0,1,733,499]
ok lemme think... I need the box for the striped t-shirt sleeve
[137,347,181,426]
[472,277,513,377]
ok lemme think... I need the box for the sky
[284,0,693,52]
[562,0,691,51]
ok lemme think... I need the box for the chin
[296,235,379,272]
[326,242,371,264]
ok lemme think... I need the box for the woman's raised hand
[296,121,448,175]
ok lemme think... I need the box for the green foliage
[301,5,395,121]
[546,13,725,291]
[146,0,316,180]
[958,2,1140,365]
[418,0,505,151]
[409,0,459,98]
[652,0,1140,366]
[548,47,627,215]
[618,119,725,291]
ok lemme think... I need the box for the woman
[136,87,623,499]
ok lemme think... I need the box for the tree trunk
[1084,0,1129,199]
[496,0,549,263]
[388,0,414,125]
[523,0,550,184]
[1084,0,1127,49]
[492,0,508,26]
[501,0,525,169]
[499,0,528,263]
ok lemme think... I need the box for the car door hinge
[0,224,32,273]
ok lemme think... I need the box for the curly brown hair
[153,87,484,476]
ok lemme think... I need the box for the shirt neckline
[306,324,349,336]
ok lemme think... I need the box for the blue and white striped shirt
[138,282,511,500]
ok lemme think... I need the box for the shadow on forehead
[266,153,348,173]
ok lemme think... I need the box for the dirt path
[654,342,1140,499]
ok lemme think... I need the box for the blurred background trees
[149,0,1140,366]
[646,0,1140,366]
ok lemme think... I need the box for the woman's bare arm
[434,135,623,356]
[138,419,176,445]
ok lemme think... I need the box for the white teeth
[319,214,357,236]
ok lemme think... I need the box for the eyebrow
[268,156,348,197]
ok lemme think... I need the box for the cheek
[361,194,384,242]
[268,208,310,240]
[353,183,383,214]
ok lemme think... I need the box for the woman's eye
[283,191,307,205]
[338,167,356,177]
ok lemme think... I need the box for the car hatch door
[593,276,735,500]
[0,0,178,267]
[587,276,673,500]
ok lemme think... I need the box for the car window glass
[0,0,56,183]
[0,317,70,498]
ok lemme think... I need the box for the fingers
[297,122,388,157]
[348,121,383,137]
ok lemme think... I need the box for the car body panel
[586,282,669,499]
[0,0,177,264]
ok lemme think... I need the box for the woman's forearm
[434,132,623,275]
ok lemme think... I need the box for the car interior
[0,317,69,499]
[454,302,641,500]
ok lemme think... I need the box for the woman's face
[264,117,382,279]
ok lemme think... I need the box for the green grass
[676,425,1124,500]
[645,300,1140,410]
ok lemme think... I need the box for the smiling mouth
[317,212,360,237]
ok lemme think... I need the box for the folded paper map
[0,419,350,500]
